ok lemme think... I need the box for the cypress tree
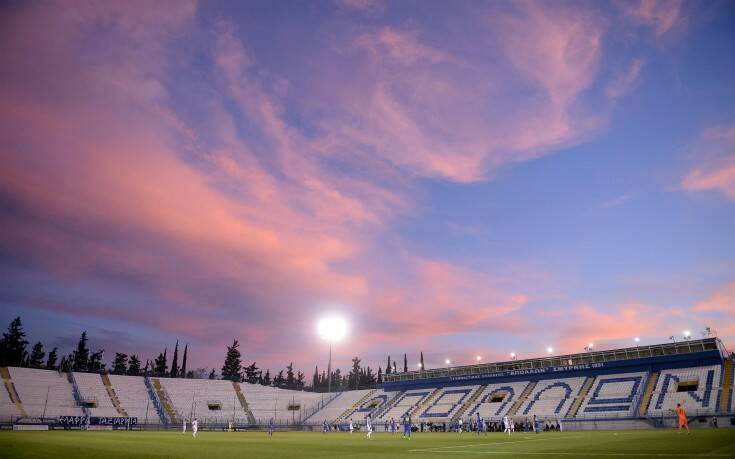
[261,369,271,386]
[420,351,425,370]
[180,344,188,378]
[209,368,216,380]
[403,353,407,372]
[170,340,179,378]
[386,356,392,375]
[377,366,383,384]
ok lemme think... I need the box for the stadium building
[2,338,733,431]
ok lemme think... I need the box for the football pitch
[2,429,734,458]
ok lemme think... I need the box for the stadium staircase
[566,376,595,418]
[409,387,442,419]
[451,385,486,421]
[333,389,376,423]
[374,391,404,419]
[151,378,179,424]
[506,381,537,417]
[232,382,256,424]
[638,371,660,417]
[720,359,733,413]
[1,367,28,417]
[68,372,90,417]
[143,376,167,423]
[101,373,128,417]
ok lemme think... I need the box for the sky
[1,0,734,377]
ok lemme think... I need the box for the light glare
[317,316,348,342]
[547,347,554,354]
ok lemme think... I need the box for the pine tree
[244,362,259,384]
[350,356,362,390]
[88,349,105,373]
[377,366,383,384]
[365,366,376,385]
[0,317,29,367]
[46,347,58,369]
[274,370,285,388]
[112,353,128,374]
[72,332,90,371]
[128,355,141,376]
[261,369,271,386]
[209,368,216,380]
[403,353,407,372]
[154,349,168,376]
[170,340,179,378]
[286,363,295,389]
[386,356,392,375]
[221,340,242,382]
[296,370,305,390]
[180,344,188,378]
[29,342,45,368]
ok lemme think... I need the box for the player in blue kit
[403,416,411,439]
[267,418,274,437]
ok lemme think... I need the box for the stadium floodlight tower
[317,316,348,394]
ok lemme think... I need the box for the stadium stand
[8,367,82,418]
[238,383,326,424]
[648,365,721,416]
[466,381,531,419]
[73,372,121,418]
[108,374,161,424]
[577,371,646,417]
[0,338,731,430]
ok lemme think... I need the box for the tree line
[0,317,423,391]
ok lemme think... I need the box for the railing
[385,338,725,383]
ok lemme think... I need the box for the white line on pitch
[408,435,585,453]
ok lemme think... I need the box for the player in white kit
[349,419,354,434]
[192,418,198,438]
[503,415,511,435]
[182,419,186,433]
[366,415,373,440]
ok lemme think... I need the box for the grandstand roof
[383,338,729,384]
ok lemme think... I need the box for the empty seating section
[308,389,372,423]
[157,378,249,424]
[240,383,325,424]
[467,381,530,420]
[0,373,18,421]
[108,375,160,423]
[519,377,586,417]
[377,390,430,421]
[577,372,645,417]
[649,365,721,416]
[73,372,119,417]
[346,389,391,421]
[417,385,477,421]
[8,367,82,418]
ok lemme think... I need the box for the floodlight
[683,330,691,338]
[476,356,482,362]
[417,363,423,368]
[546,347,554,354]
[317,316,347,342]
[634,337,640,343]
[445,359,451,365]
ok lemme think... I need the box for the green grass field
[1,429,734,458]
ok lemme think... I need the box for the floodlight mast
[318,317,347,394]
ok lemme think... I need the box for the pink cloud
[681,124,735,201]
[617,0,683,37]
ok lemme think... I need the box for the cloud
[617,0,683,37]
[681,124,735,201]
[0,1,680,370]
